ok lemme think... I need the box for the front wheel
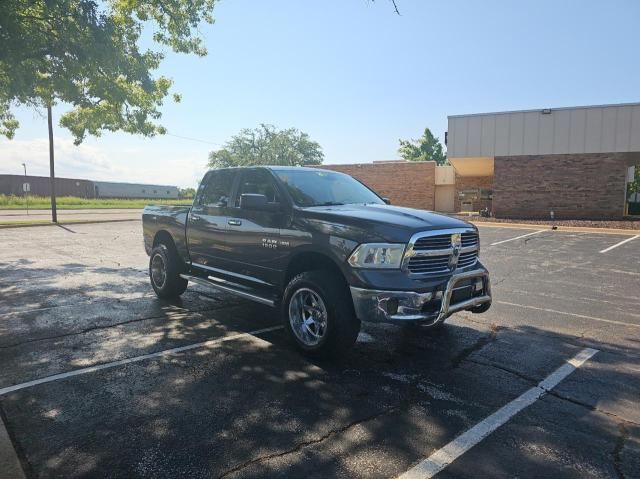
[149,244,188,299]
[282,271,360,359]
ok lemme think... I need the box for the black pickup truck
[143,166,491,357]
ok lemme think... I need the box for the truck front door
[224,168,289,287]
[186,169,237,269]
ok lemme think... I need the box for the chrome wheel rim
[288,288,328,347]
[151,254,166,289]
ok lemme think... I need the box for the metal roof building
[92,181,179,199]
[447,103,640,218]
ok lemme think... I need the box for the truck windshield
[274,169,385,207]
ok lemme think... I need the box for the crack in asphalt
[465,358,539,384]
[612,422,629,479]
[463,354,637,478]
[459,315,638,362]
[0,303,237,350]
[216,406,399,479]
[450,324,500,368]
[491,277,508,287]
[546,390,640,427]
[467,358,640,428]
[0,283,227,317]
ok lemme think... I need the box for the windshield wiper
[314,201,345,206]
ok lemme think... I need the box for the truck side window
[199,170,234,207]
[235,170,280,207]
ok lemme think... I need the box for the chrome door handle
[228,219,242,226]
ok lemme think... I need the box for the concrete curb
[0,412,26,479]
[0,218,141,229]
[470,221,640,236]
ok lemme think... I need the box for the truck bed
[142,204,191,258]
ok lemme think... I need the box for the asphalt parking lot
[0,221,639,479]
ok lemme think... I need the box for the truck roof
[207,165,339,174]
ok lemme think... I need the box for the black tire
[282,270,360,359]
[149,244,188,299]
[470,301,491,314]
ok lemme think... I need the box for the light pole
[21,163,28,215]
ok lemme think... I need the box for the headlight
[348,243,406,269]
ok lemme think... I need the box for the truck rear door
[186,169,237,269]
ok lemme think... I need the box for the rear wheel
[149,244,188,298]
[282,270,360,358]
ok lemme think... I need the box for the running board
[180,274,276,307]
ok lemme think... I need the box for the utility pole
[21,162,28,215]
[47,103,57,223]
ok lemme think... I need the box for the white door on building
[435,185,455,213]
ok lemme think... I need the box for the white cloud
[0,137,207,188]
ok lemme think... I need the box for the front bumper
[350,268,491,326]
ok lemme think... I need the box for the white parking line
[599,235,639,253]
[497,301,640,328]
[490,229,546,246]
[0,325,283,396]
[397,348,599,479]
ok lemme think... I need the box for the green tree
[398,128,447,166]
[1,0,216,220]
[179,187,196,198]
[208,124,324,169]
[1,0,216,142]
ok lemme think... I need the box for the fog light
[474,279,483,292]
[386,298,399,315]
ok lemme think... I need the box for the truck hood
[298,204,474,243]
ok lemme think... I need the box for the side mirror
[240,193,279,211]
[383,197,391,205]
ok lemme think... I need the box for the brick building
[319,161,436,210]
[447,103,640,219]
[317,103,639,220]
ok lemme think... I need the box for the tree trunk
[47,103,57,223]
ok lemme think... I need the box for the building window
[480,189,493,200]
[459,189,479,200]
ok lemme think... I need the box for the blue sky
[2,0,639,187]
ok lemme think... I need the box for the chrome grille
[413,232,478,251]
[457,250,478,269]
[414,234,453,250]
[404,229,479,275]
[461,232,479,248]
